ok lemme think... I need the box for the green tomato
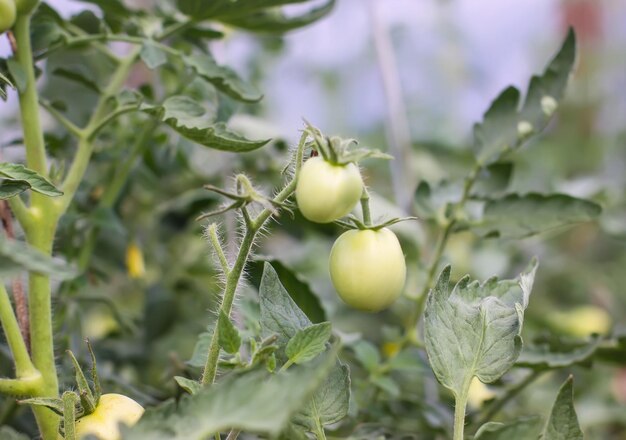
[329,228,406,312]
[295,156,363,223]
[0,0,16,33]
[69,394,144,440]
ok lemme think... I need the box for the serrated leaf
[183,53,262,103]
[140,41,168,70]
[0,162,63,198]
[123,348,338,439]
[474,416,543,440]
[286,322,332,365]
[250,258,326,323]
[293,363,350,431]
[140,96,269,153]
[218,310,241,354]
[516,336,602,370]
[542,377,583,440]
[424,259,538,398]
[473,30,576,165]
[259,262,312,360]
[0,238,77,279]
[174,376,202,395]
[472,193,601,238]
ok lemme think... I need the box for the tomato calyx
[335,214,419,231]
[304,121,392,166]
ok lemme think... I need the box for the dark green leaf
[188,331,211,368]
[0,181,31,199]
[286,322,332,365]
[352,340,380,373]
[51,66,102,93]
[542,377,583,440]
[472,162,514,197]
[0,162,63,197]
[183,53,262,103]
[0,426,30,440]
[140,96,269,153]
[424,259,537,397]
[472,193,601,238]
[474,416,543,440]
[123,348,338,439]
[473,30,576,165]
[6,60,27,94]
[218,310,242,354]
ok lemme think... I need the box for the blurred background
[1,0,625,438]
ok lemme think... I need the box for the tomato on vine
[329,227,406,312]
[68,393,144,440]
[0,0,16,33]
[295,156,363,223]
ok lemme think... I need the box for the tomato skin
[0,0,16,33]
[295,156,363,223]
[329,228,406,312]
[69,394,144,440]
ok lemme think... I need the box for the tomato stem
[360,187,372,226]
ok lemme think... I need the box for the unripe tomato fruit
[0,0,16,33]
[295,156,363,223]
[63,394,144,440]
[329,228,406,312]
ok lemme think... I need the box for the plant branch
[225,429,240,440]
[454,388,469,440]
[85,104,140,140]
[0,283,36,376]
[201,131,309,386]
[0,373,43,396]
[207,224,230,275]
[477,370,544,425]
[360,187,372,227]
[6,196,32,230]
[39,100,84,138]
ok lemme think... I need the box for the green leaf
[177,0,315,21]
[250,258,327,323]
[424,259,538,398]
[0,181,32,199]
[0,163,63,198]
[293,363,350,431]
[371,375,401,397]
[542,376,583,440]
[474,416,543,440]
[472,162,514,197]
[140,96,270,153]
[516,336,602,370]
[183,53,262,103]
[140,41,168,70]
[286,322,332,365]
[414,180,463,221]
[471,193,601,238]
[6,60,27,94]
[0,238,77,279]
[174,376,202,395]
[222,0,336,33]
[218,310,241,354]
[0,426,30,440]
[473,30,576,165]
[352,340,380,373]
[259,262,312,359]
[123,348,338,439]
[187,331,211,368]
[0,70,14,101]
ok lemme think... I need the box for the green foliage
[0,238,76,278]
[424,260,537,396]
[286,322,332,365]
[0,162,63,199]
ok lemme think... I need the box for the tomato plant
[0,1,624,440]
[329,228,406,311]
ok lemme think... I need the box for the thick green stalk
[0,283,37,376]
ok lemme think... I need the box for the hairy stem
[360,187,372,227]
[454,389,469,440]
[201,132,308,386]
[0,283,36,376]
